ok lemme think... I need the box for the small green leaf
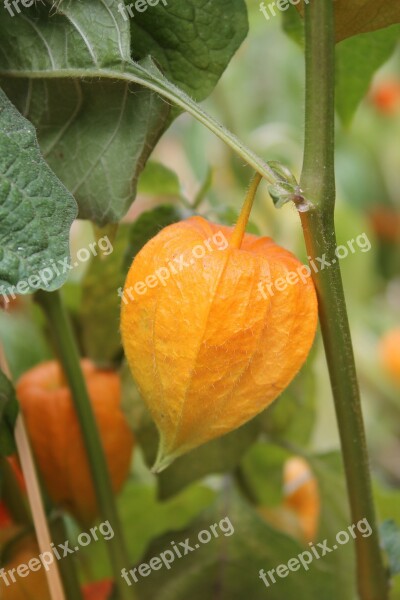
[0,370,18,456]
[0,88,77,292]
[80,226,130,364]
[138,162,182,198]
[336,25,400,125]
[380,520,400,576]
[281,6,305,47]
[266,161,303,210]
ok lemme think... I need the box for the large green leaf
[131,491,342,600]
[336,25,400,125]
[0,370,18,457]
[0,88,77,291]
[0,0,258,225]
[129,0,248,100]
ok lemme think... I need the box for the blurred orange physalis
[121,214,318,471]
[371,80,400,114]
[83,579,113,600]
[17,360,134,525]
[1,535,51,600]
[259,456,320,543]
[379,329,400,385]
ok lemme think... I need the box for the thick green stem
[35,290,135,600]
[299,2,388,599]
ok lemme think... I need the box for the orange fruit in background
[283,456,320,543]
[369,207,400,243]
[371,80,400,114]
[83,579,113,600]
[1,536,51,600]
[17,360,134,525]
[379,329,400,385]
[121,216,318,471]
[259,456,320,544]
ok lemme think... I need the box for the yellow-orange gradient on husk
[379,328,400,385]
[121,217,318,471]
[17,360,134,524]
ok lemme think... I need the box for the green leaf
[79,226,130,364]
[336,25,400,125]
[0,308,52,380]
[380,520,400,576]
[133,491,343,600]
[0,88,77,292]
[1,77,170,226]
[0,0,280,226]
[281,5,305,47]
[0,370,18,457]
[77,480,215,582]
[259,356,316,446]
[121,365,261,499]
[138,162,182,197]
[128,0,249,100]
[296,0,400,42]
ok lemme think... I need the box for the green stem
[50,514,84,600]
[299,2,388,599]
[35,290,135,600]
[0,456,32,526]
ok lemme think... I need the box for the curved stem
[3,66,279,187]
[299,2,388,599]
[35,290,135,600]
[230,173,263,248]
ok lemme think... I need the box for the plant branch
[2,65,281,187]
[299,2,388,599]
[35,290,135,600]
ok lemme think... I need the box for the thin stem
[51,514,84,600]
[300,2,388,599]
[230,173,263,248]
[35,290,135,600]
